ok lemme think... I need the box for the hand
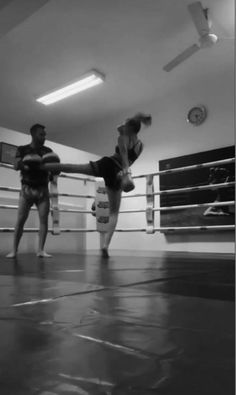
[42,152,60,175]
[22,154,42,170]
[121,169,135,192]
[117,170,123,180]
[42,152,60,164]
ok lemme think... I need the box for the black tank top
[110,140,143,169]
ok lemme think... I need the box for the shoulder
[137,139,143,148]
[16,144,30,156]
[18,144,30,150]
[132,140,143,158]
[135,139,144,153]
[42,146,53,154]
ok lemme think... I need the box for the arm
[134,140,143,158]
[45,147,56,179]
[14,147,29,171]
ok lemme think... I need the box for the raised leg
[42,163,95,175]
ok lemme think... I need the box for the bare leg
[102,187,122,258]
[6,194,32,258]
[37,198,51,257]
[41,163,95,175]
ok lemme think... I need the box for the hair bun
[134,112,152,126]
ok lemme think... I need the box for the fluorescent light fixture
[36,70,105,105]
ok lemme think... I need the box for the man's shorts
[90,157,122,190]
[21,184,49,206]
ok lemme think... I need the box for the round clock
[187,106,207,126]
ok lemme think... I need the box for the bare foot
[37,251,52,258]
[101,248,109,259]
[6,251,17,259]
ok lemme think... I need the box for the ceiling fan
[163,1,218,72]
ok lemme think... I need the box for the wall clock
[187,106,207,126]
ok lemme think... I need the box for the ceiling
[0,0,234,153]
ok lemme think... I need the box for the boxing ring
[0,157,235,235]
[0,158,235,395]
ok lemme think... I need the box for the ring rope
[59,173,95,182]
[120,201,235,213]
[1,157,234,181]
[0,163,12,170]
[115,225,235,232]
[0,225,234,233]
[154,225,235,232]
[146,175,155,233]
[154,181,235,195]
[0,162,95,183]
[0,205,93,214]
[123,181,235,199]
[1,200,233,214]
[0,181,233,199]
[1,158,234,235]
[153,201,234,212]
[0,186,21,192]
[0,228,97,233]
[0,186,95,199]
[58,192,95,199]
[133,157,235,179]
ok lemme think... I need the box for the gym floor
[0,251,234,395]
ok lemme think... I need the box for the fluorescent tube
[36,71,104,105]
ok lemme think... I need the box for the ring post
[50,175,60,235]
[95,180,109,248]
[146,174,155,234]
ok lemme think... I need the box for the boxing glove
[22,154,42,170]
[42,152,60,163]
[121,169,135,193]
[42,152,60,175]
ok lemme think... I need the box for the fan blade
[188,1,210,37]
[163,44,200,72]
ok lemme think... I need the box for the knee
[108,212,119,226]
[39,215,49,225]
[16,215,28,227]
[109,209,119,218]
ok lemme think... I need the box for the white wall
[84,68,235,254]
[0,61,234,256]
[0,127,100,255]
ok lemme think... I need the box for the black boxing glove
[42,152,60,175]
[42,152,60,164]
[22,154,42,170]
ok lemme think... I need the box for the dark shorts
[21,184,49,206]
[90,157,122,190]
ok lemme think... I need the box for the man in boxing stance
[6,124,59,258]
